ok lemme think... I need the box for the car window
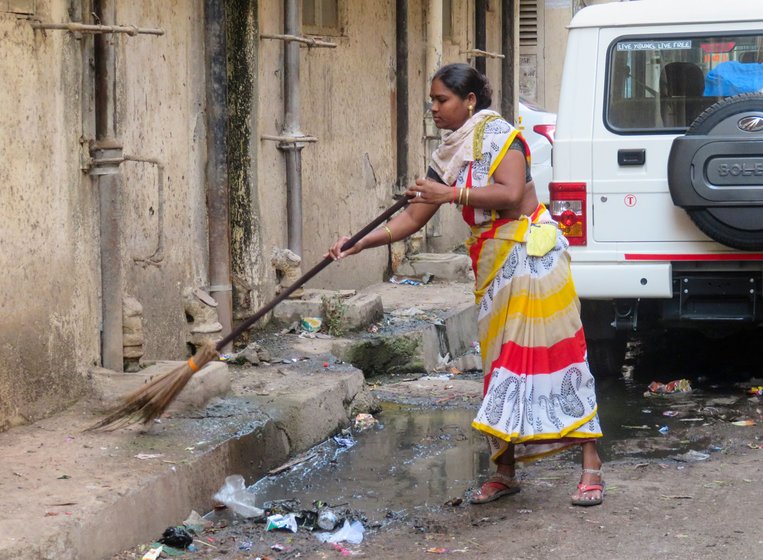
[606,33,763,133]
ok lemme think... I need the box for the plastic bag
[526,223,558,257]
[266,513,298,533]
[212,475,265,519]
[315,519,365,544]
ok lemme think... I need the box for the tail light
[549,182,586,246]
[532,124,556,144]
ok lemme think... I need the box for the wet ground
[113,329,763,559]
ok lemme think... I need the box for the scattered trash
[183,510,212,535]
[301,317,323,332]
[748,386,763,396]
[323,361,329,368]
[389,275,423,286]
[518,508,533,514]
[641,409,652,414]
[317,509,338,531]
[268,452,317,475]
[444,497,463,507]
[57,475,71,480]
[266,513,299,533]
[331,543,353,556]
[213,475,265,519]
[134,453,164,460]
[732,419,756,426]
[658,425,670,435]
[672,450,710,462]
[271,544,287,552]
[647,379,692,395]
[238,540,253,552]
[354,413,378,431]
[315,519,365,544]
[426,547,448,554]
[662,411,680,417]
[158,527,193,549]
[141,546,163,560]
[333,434,356,448]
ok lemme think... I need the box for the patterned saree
[439,112,603,463]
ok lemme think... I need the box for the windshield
[606,33,763,132]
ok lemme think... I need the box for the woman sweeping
[328,63,604,507]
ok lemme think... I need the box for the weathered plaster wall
[543,0,573,112]
[0,1,98,430]
[254,1,398,292]
[116,1,208,359]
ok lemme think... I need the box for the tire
[586,336,626,377]
[668,93,763,250]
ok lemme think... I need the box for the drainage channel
[245,374,728,521]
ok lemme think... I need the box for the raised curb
[0,363,369,560]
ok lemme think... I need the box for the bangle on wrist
[465,188,470,207]
[457,188,464,205]
[383,225,393,245]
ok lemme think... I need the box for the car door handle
[618,149,646,166]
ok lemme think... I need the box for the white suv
[550,0,763,372]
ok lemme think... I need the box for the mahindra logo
[738,115,763,133]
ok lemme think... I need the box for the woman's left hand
[405,178,452,205]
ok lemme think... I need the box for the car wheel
[586,336,627,377]
[668,93,763,250]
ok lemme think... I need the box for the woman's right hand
[326,235,363,261]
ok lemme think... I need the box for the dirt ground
[112,359,763,560]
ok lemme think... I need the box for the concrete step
[395,252,474,283]
[334,301,479,376]
[271,288,383,332]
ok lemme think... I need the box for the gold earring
[468,105,474,117]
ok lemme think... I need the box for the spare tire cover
[668,93,763,250]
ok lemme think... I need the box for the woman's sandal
[571,467,605,507]
[469,473,521,505]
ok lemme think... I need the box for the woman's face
[429,78,474,131]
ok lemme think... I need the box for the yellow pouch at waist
[526,223,558,257]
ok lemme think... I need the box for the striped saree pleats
[468,207,603,462]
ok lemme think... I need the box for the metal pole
[501,0,517,123]
[282,0,303,256]
[475,0,487,75]
[424,0,443,239]
[93,0,124,371]
[204,0,233,352]
[396,0,409,191]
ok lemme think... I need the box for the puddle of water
[249,405,489,518]
[247,381,721,519]
[248,332,757,519]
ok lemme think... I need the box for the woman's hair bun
[433,63,493,110]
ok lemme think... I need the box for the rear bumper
[571,262,673,298]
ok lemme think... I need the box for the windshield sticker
[617,40,692,51]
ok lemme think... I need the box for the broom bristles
[85,343,219,431]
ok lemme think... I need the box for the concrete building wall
[0,1,98,430]
[245,0,507,294]
[115,1,209,359]
[0,0,210,431]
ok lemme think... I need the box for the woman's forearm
[358,203,438,250]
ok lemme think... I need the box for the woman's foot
[469,473,521,505]
[570,467,604,506]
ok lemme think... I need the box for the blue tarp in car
[704,60,763,96]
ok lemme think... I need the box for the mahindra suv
[549,0,763,373]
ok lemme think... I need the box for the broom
[86,196,410,431]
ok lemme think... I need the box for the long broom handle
[215,195,410,351]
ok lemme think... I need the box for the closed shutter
[519,0,539,47]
